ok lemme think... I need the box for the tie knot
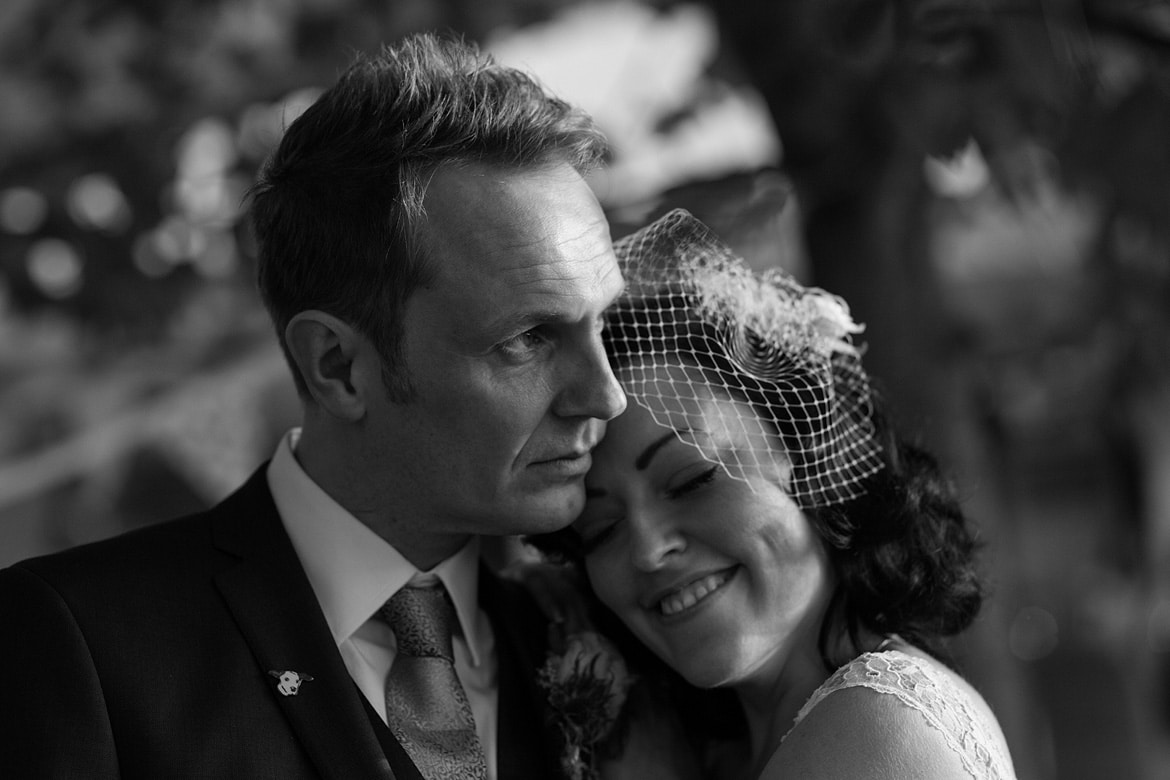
[381,585,457,661]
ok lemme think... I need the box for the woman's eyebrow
[584,429,698,497]
[636,429,691,471]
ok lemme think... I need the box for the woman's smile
[651,566,738,619]
[579,367,833,690]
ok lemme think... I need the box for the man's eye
[498,330,546,357]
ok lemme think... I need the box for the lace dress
[776,649,1016,779]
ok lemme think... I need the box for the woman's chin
[676,660,739,690]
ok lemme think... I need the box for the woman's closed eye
[664,465,718,499]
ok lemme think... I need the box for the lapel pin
[268,669,314,697]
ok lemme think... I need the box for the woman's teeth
[659,570,732,617]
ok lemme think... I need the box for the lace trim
[785,650,1015,780]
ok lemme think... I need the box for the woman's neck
[732,646,828,778]
[732,628,893,777]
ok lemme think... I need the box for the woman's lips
[653,567,737,618]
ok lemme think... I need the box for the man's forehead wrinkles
[491,252,620,287]
[486,212,607,259]
[483,272,617,330]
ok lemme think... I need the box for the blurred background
[1,0,1168,776]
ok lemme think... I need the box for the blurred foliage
[712,0,1170,213]
[0,0,588,334]
[2,0,1168,340]
[708,0,1170,445]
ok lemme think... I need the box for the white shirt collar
[267,428,484,667]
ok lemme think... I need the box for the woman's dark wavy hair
[531,291,984,672]
[248,32,607,401]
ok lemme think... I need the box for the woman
[532,209,1016,779]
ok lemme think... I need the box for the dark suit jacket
[0,467,562,779]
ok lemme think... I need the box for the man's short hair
[249,32,609,401]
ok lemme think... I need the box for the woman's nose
[628,510,686,572]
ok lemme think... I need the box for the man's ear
[285,311,367,421]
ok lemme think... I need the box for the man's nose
[555,335,627,421]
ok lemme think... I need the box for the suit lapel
[211,469,399,780]
[479,566,563,780]
[209,471,562,779]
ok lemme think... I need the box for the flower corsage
[538,630,634,780]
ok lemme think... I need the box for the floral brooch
[538,630,634,780]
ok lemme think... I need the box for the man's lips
[533,449,592,464]
[530,436,601,467]
[529,451,593,476]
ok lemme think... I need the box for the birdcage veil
[607,208,884,507]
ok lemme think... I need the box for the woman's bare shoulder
[761,683,971,780]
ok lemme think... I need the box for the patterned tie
[380,584,488,780]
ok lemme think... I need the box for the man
[0,33,626,778]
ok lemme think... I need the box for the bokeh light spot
[0,187,49,234]
[152,216,207,264]
[66,173,132,233]
[133,232,171,278]
[1008,605,1060,661]
[27,239,84,299]
[177,118,238,181]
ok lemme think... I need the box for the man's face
[361,161,626,554]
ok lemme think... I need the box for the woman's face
[575,362,834,690]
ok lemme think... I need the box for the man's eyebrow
[636,430,691,471]
[486,309,573,332]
